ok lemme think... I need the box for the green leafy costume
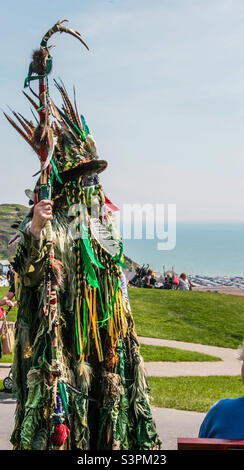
[6,19,162,451]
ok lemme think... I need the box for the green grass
[0,352,14,363]
[147,375,244,412]
[139,344,220,362]
[128,288,244,348]
[0,342,14,364]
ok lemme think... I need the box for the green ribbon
[99,276,120,328]
[79,238,99,289]
[51,159,63,184]
[113,255,127,269]
[80,222,104,270]
[112,242,126,268]
[24,55,53,88]
[59,382,69,420]
[57,107,86,141]
[80,114,90,136]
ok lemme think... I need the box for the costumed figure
[5,19,162,450]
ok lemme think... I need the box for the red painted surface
[178,438,244,450]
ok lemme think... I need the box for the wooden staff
[35,19,89,367]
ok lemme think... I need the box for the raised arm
[14,200,53,288]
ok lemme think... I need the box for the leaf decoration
[90,217,122,258]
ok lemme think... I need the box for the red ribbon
[104,196,119,212]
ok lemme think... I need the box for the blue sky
[0,0,244,222]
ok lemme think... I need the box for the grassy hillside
[123,255,138,270]
[0,204,29,259]
[128,287,244,348]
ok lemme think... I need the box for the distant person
[7,264,15,292]
[163,273,173,290]
[0,291,17,311]
[150,272,157,288]
[143,269,154,288]
[199,347,244,439]
[172,276,179,289]
[0,264,17,310]
[178,273,190,291]
[149,272,164,289]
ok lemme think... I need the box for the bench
[178,438,244,450]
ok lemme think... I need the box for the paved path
[0,399,204,450]
[0,393,15,450]
[152,406,205,450]
[138,336,241,377]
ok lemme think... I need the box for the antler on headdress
[4,20,89,157]
[40,18,89,51]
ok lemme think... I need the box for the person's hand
[5,299,15,308]
[30,200,53,240]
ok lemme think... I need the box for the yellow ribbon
[84,284,102,362]
[119,289,127,338]
[76,296,84,375]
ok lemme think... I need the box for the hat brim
[53,159,108,192]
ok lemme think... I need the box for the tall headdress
[4,19,107,204]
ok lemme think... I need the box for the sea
[122,222,244,278]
